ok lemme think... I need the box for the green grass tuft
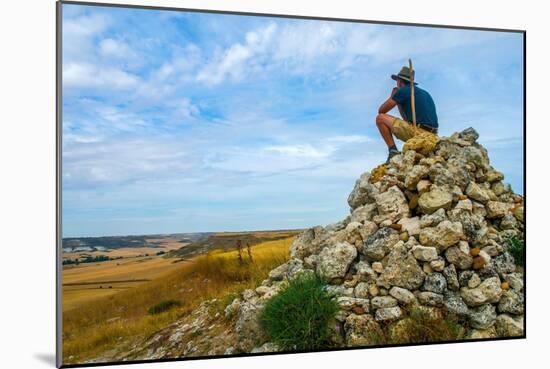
[259,273,339,351]
[147,299,181,315]
[505,236,524,266]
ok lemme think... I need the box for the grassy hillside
[167,230,302,258]
[62,235,295,364]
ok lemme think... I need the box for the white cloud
[63,62,140,89]
[196,23,277,85]
[99,38,135,60]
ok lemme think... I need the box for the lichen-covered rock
[371,296,398,309]
[460,277,503,307]
[444,291,469,316]
[373,186,409,224]
[443,264,460,291]
[350,203,378,224]
[398,216,421,236]
[412,245,439,262]
[420,208,447,228]
[375,306,403,322]
[468,304,497,329]
[417,291,444,307]
[348,172,378,210]
[495,314,524,337]
[422,273,447,294]
[377,242,425,290]
[268,258,304,281]
[493,252,516,277]
[419,220,464,251]
[389,286,416,305]
[316,242,357,281]
[445,241,473,270]
[289,226,329,260]
[235,301,267,352]
[337,297,370,313]
[362,227,399,261]
[344,314,384,346]
[418,187,453,214]
[498,290,524,315]
[405,165,430,190]
[486,201,513,219]
[466,182,492,203]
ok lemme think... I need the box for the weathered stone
[466,182,492,203]
[420,221,464,251]
[493,252,516,277]
[418,187,453,214]
[455,198,473,211]
[460,277,502,307]
[495,314,524,337]
[417,291,444,307]
[444,291,469,316]
[458,270,475,287]
[498,290,524,315]
[486,170,504,183]
[354,261,377,281]
[458,127,480,143]
[412,245,439,262]
[445,241,473,270]
[344,314,384,346]
[430,258,446,272]
[405,165,430,190]
[422,273,447,294]
[375,306,402,322]
[417,179,432,194]
[289,226,329,259]
[398,216,421,236]
[316,242,357,281]
[373,186,410,223]
[268,259,304,281]
[337,297,370,313]
[504,273,523,291]
[350,203,378,224]
[377,242,425,290]
[443,264,460,291]
[469,304,497,329]
[354,282,370,298]
[371,262,384,273]
[468,273,481,289]
[466,326,497,339]
[389,286,416,305]
[371,296,398,310]
[348,172,378,210]
[512,205,524,223]
[235,301,267,352]
[420,208,447,228]
[363,227,399,261]
[486,201,512,219]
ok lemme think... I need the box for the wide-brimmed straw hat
[391,66,415,83]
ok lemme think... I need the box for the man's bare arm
[378,97,397,114]
[378,87,398,114]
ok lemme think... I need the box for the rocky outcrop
[169,128,525,355]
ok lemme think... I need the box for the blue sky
[62,4,524,237]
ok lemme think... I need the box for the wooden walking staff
[409,58,417,129]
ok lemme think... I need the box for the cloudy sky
[62,4,524,237]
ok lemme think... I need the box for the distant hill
[168,230,303,259]
[62,233,209,251]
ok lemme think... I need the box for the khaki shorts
[391,118,434,141]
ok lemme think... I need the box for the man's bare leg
[376,113,398,149]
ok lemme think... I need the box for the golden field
[62,235,294,364]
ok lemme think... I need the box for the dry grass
[62,256,187,311]
[62,236,293,364]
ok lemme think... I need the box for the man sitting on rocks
[375,65,439,163]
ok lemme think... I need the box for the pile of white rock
[228,128,524,353]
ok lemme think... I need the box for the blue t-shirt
[392,84,438,128]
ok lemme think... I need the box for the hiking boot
[386,148,401,164]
